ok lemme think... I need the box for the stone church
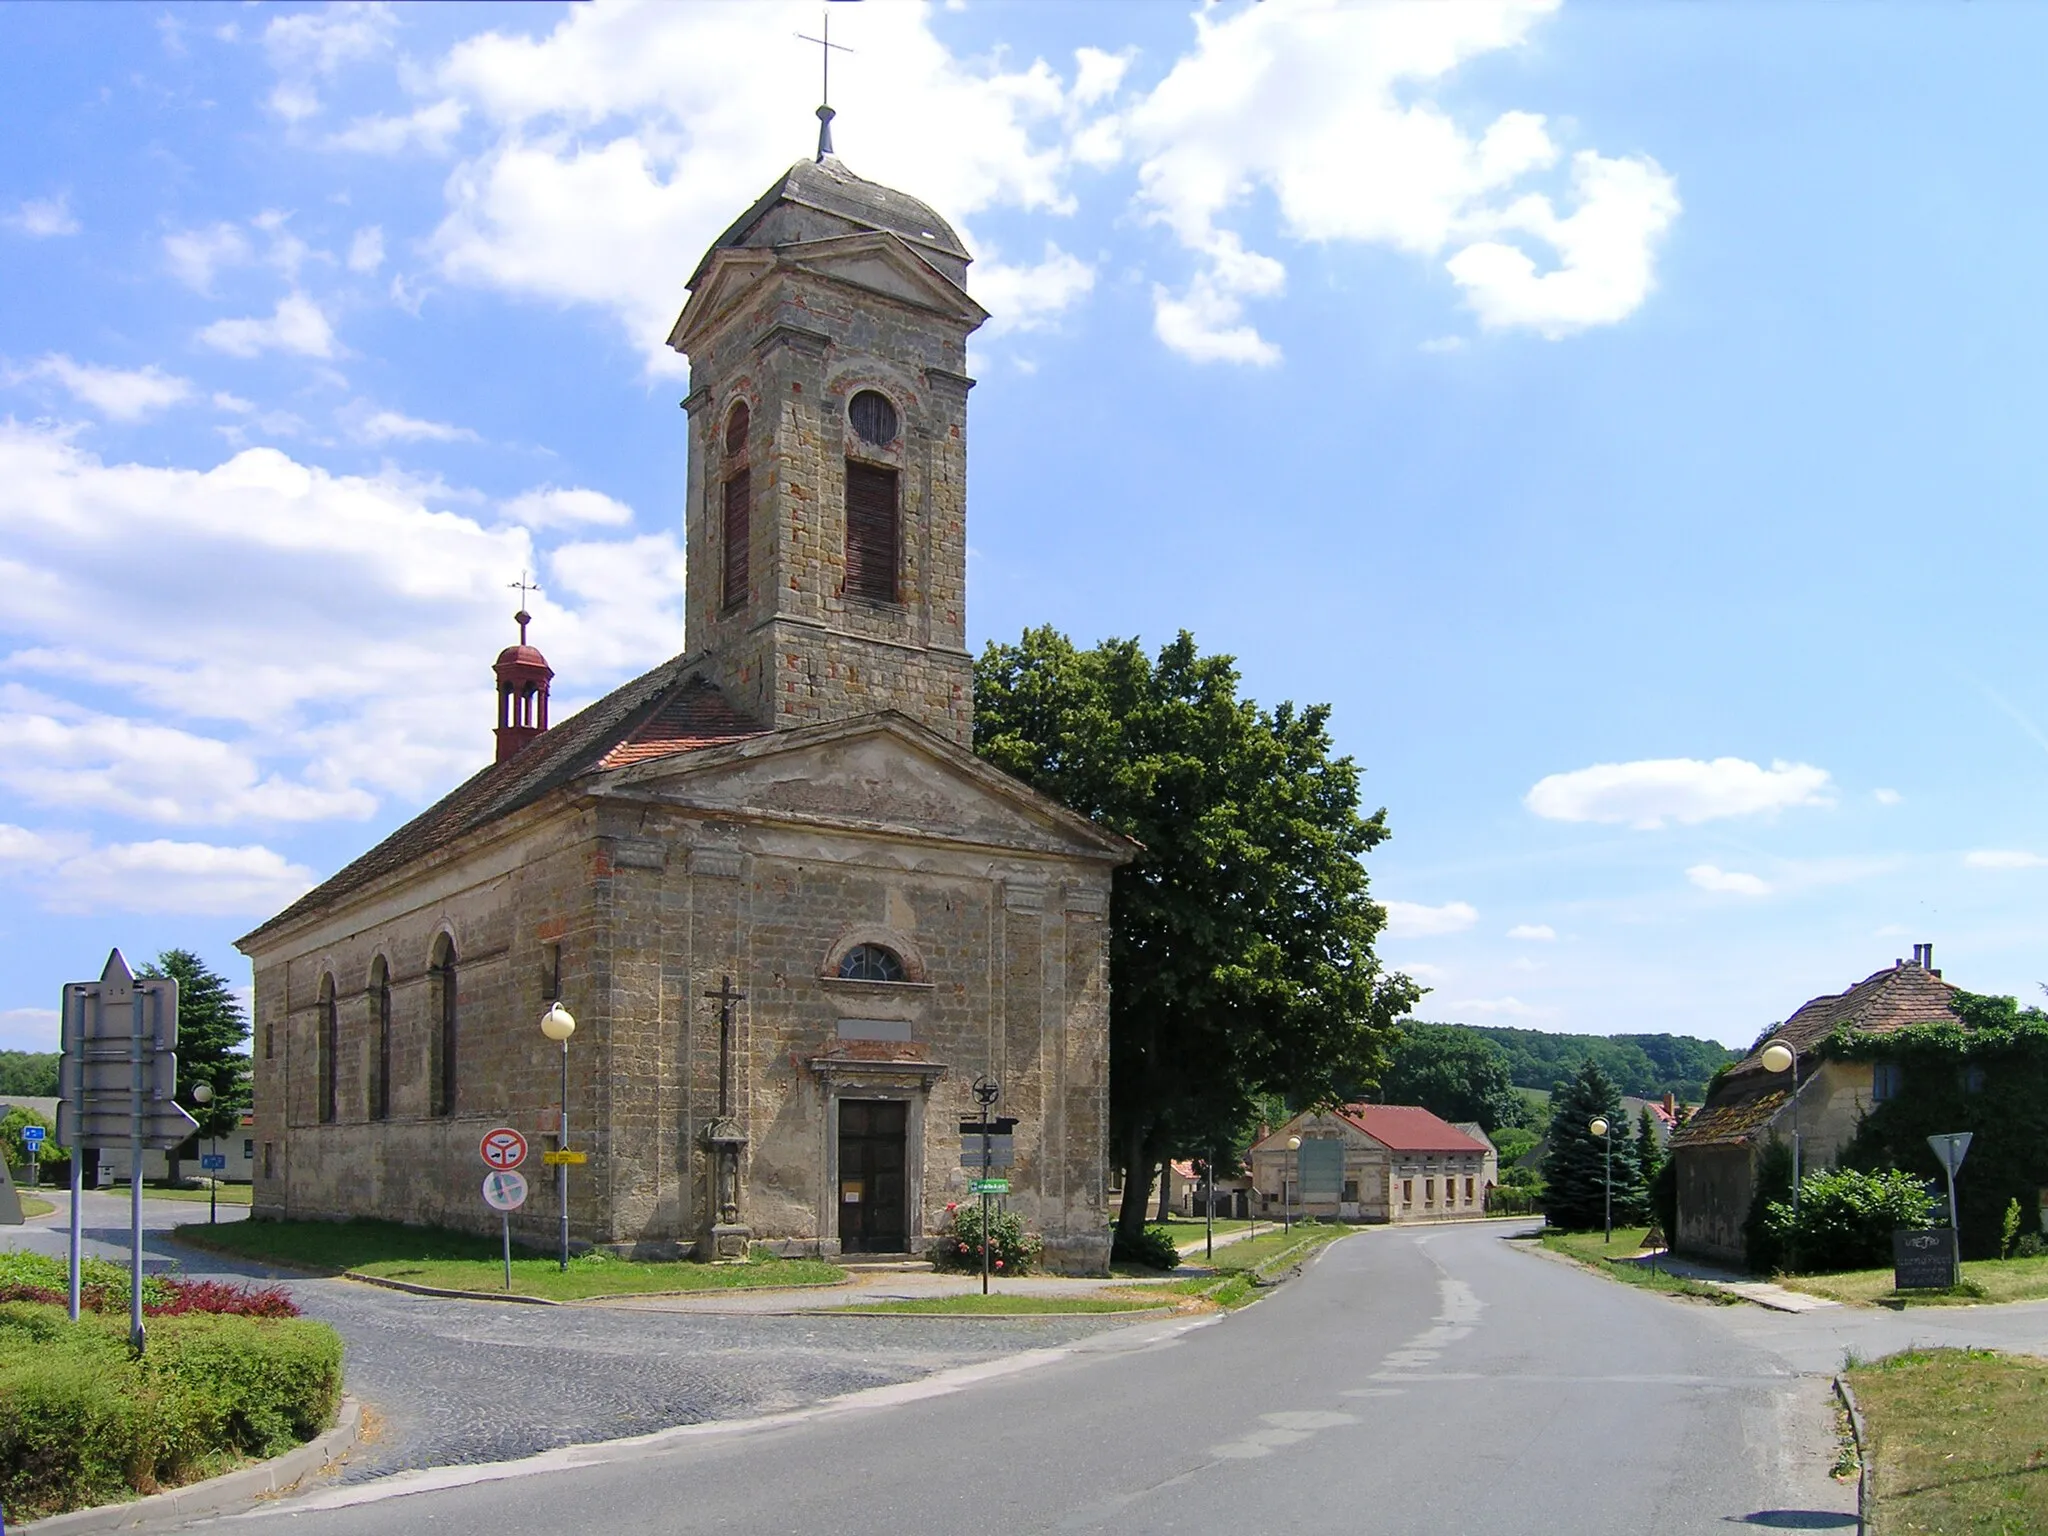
[237,128,1132,1272]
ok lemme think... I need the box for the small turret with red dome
[494,608,554,762]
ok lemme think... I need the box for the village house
[1249,1105,1496,1223]
[1669,944,1957,1265]
[236,127,1133,1272]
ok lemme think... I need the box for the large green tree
[975,628,1418,1247]
[1373,1024,1527,1133]
[139,950,250,1143]
[1542,1059,1643,1232]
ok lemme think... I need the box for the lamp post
[192,1083,216,1224]
[540,1003,577,1271]
[1285,1135,1301,1234]
[1589,1116,1612,1243]
[1758,1039,1801,1214]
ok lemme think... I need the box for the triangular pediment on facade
[596,711,1132,865]
[669,235,985,356]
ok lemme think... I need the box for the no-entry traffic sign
[479,1127,528,1170]
[482,1170,529,1211]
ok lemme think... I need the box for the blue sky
[2,0,2045,1053]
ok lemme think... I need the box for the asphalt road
[4,1193,1132,1481]
[201,1221,1863,1536]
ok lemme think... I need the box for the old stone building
[1670,946,1957,1265]
[236,133,1132,1272]
[1248,1105,1495,1224]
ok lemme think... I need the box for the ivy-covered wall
[1833,992,2048,1260]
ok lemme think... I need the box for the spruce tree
[1632,1106,1664,1222]
[1542,1059,1632,1231]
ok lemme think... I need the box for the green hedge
[0,1302,342,1523]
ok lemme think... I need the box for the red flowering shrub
[146,1280,300,1318]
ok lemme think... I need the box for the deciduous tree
[975,628,1418,1248]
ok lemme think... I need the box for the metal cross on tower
[508,572,541,643]
[796,10,853,161]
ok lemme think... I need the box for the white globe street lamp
[541,1004,577,1270]
[1759,1036,1803,1251]
[1589,1116,1613,1243]
[1286,1135,1302,1234]
[191,1082,219,1224]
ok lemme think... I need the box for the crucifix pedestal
[704,974,750,1262]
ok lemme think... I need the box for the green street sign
[971,1178,1010,1194]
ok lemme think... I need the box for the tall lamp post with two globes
[1589,1116,1613,1243]
[540,1002,577,1271]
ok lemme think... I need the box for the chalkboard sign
[1894,1227,1959,1290]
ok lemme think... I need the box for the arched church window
[837,943,905,983]
[430,936,458,1117]
[317,974,338,1125]
[849,389,898,446]
[369,958,392,1122]
[722,402,751,612]
[843,460,899,603]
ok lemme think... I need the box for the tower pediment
[669,234,985,358]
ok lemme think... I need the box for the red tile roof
[1671,960,1961,1150]
[1338,1104,1492,1155]
[600,676,766,767]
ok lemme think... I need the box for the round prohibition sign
[479,1126,529,1170]
[482,1170,528,1211]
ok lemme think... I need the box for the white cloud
[1398,961,1449,982]
[347,225,385,273]
[0,421,683,828]
[1118,0,1677,363]
[392,0,1111,368]
[973,244,1096,339]
[0,1007,59,1051]
[1383,899,1478,937]
[1874,787,1902,806]
[6,195,80,238]
[50,840,314,916]
[264,1,396,121]
[330,99,466,155]
[1506,923,1556,941]
[1525,756,1834,830]
[16,355,193,421]
[348,405,477,444]
[501,486,635,530]
[1965,849,2048,870]
[1687,864,1772,897]
[165,224,252,293]
[198,293,338,358]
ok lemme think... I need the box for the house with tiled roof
[1249,1104,1497,1223]
[234,131,1135,1272]
[1669,945,1960,1264]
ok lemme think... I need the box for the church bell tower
[666,128,986,746]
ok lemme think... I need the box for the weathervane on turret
[796,9,854,162]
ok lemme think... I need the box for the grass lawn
[18,1194,54,1218]
[1151,1222,1350,1309]
[175,1218,845,1301]
[839,1292,1169,1316]
[1538,1225,1740,1305]
[1784,1254,2048,1308]
[1155,1214,1260,1240]
[1847,1348,2048,1534]
[142,1182,255,1206]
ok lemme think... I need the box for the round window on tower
[724,401,750,458]
[848,390,898,447]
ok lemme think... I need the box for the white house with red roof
[1249,1104,1498,1224]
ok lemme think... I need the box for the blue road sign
[20,1126,45,1146]
[200,1154,228,1171]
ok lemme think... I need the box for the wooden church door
[838,1099,908,1253]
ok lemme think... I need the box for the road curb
[1834,1374,1870,1534]
[17,1396,363,1535]
[344,1271,561,1305]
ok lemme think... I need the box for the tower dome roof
[688,154,971,289]
[495,643,550,670]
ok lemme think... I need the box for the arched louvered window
[370,958,392,1121]
[837,943,905,983]
[317,974,338,1125]
[430,937,458,1117]
[722,402,750,612]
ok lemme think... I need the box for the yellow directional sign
[542,1149,587,1166]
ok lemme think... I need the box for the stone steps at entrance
[839,1255,925,1271]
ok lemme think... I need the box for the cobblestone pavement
[5,1193,1139,1481]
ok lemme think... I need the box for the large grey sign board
[56,949,197,1151]
[1894,1227,1959,1289]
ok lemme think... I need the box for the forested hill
[0,1051,60,1098]
[1423,1024,1736,1102]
